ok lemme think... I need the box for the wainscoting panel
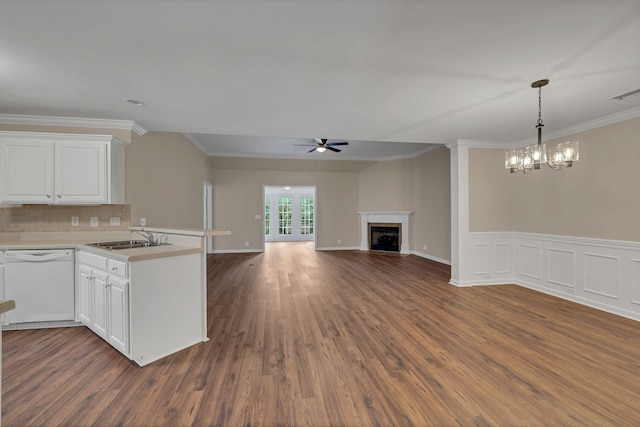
[464,232,640,322]
[518,245,541,279]
[630,259,640,305]
[494,244,510,274]
[547,248,575,288]
[584,253,619,299]
[472,244,490,275]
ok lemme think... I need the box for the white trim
[0,114,148,135]
[210,249,263,254]
[317,246,360,251]
[516,277,640,323]
[512,106,640,148]
[0,130,127,145]
[357,211,413,255]
[411,250,451,265]
[470,231,640,250]
[446,139,511,149]
[182,133,210,155]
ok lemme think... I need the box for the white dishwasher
[4,249,75,324]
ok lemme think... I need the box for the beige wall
[0,125,209,230]
[469,116,640,241]
[358,159,413,211]
[126,132,211,228]
[408,147,451,260]
[358,147,451,261]
[210,158,361,250]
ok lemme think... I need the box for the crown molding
[511,106,640,148]
[182,133,210,155]
[444,139,509,149]
[0,114,148,135]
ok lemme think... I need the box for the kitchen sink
[87,240,169,250]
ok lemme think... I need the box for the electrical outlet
[71,217,79,227]
[140,218,146,226]
[255,214,261,219]
[337,239,341,245]
[423,244,428,251]
[90,217,99,227]
[110,216,120,226]
[245,241,249,247]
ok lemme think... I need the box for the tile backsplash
[0,204,131,232]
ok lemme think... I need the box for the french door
[265,193,315,242]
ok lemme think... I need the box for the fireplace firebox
[369,223,401,252]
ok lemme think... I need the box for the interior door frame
[263,185,317,251]
[203,180,213,254]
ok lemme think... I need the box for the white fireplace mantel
[358,211,413,254]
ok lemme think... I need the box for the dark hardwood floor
[3,241,640,426]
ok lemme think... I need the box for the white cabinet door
[0,140,53,203]
[78,265,92,326]
[0,263,4,325]
[54,142,107,204]
[107,276,129,355]
[91,270,108,339]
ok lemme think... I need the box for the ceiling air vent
[611,88,640,100]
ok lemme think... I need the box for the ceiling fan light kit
[505,79,580,174]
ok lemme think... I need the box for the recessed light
[284,186,291,190]
[126,99,145,107]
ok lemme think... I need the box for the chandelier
[505,79,579,173]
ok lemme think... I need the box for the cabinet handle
[57,194,62,199]
[46,194,51,198]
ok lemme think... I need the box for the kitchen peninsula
[0,227,230,366]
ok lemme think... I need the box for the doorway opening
[263,186,317,249]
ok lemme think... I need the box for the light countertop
[0,227,231,262]
[0,300,16,315]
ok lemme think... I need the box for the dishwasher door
[4,249,75,324]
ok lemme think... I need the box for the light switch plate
[71,217,79,227]
[110,216,120,226]
[90,217,99,227]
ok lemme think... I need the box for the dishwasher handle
[5,250,73,262]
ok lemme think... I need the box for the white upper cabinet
[0,131,125,205]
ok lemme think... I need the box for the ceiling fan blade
[293,144,317,147]
[307,147,317,153]
[327,141,349,146]
[326,146,341,153]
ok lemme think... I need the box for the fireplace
[358,211,412,255]
[369,223,401,252]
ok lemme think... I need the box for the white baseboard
[316,246,360,251]
[411,250,451,265]
[210,249,263,254]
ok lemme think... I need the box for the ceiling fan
[294,138,349,153]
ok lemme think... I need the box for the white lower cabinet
[106,275,129,355]
[78,248,204,366]
[91,270,108,340]
[78,265,92,325]
[78,252,130,357]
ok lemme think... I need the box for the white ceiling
[0,1,639,160]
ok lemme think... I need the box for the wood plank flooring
[3,241,640,426]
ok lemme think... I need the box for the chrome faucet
[132,229,158,245]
